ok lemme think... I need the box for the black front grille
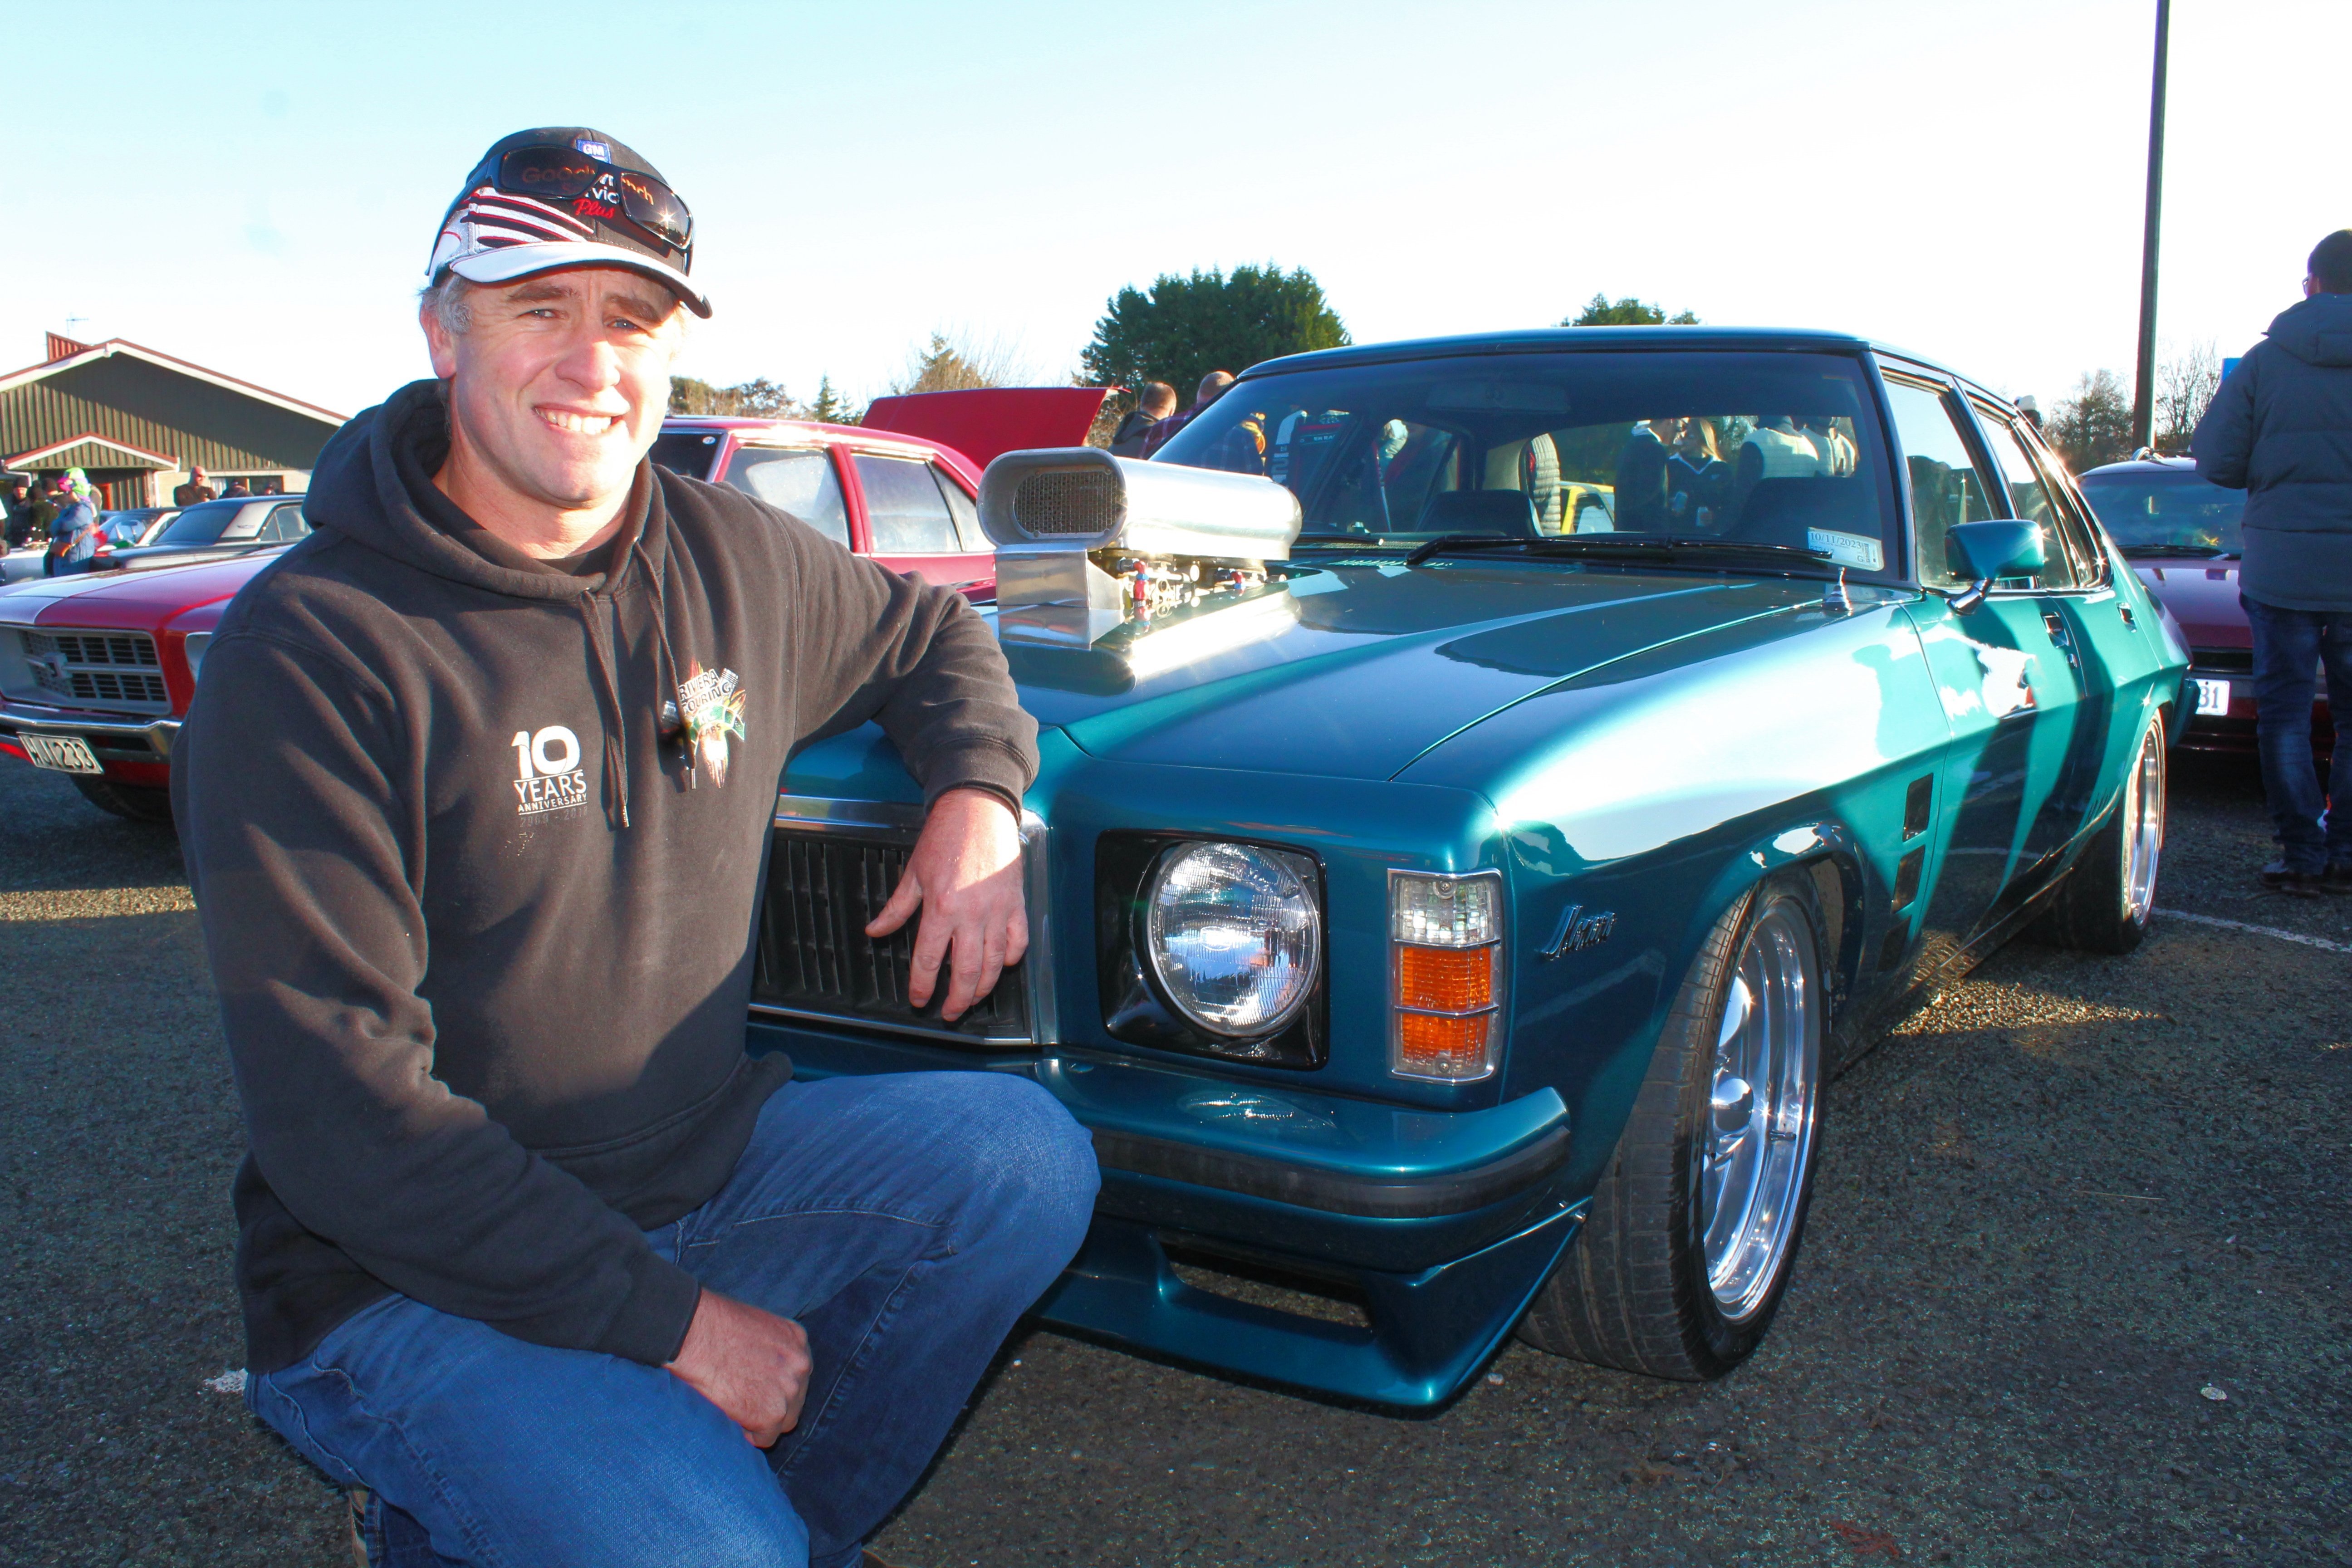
[753,832,1030,1040]
[2190,647,2253,676]
[22,629,171,711]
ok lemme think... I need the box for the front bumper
[0,698,178,784]
[759,1018,1583,1409]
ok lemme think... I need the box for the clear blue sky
[9,0,2342,420]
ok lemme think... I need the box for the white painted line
[2156,908,2352,956]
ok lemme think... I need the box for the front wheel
[1518,872,1826,1380]
[2031,710,2166,954]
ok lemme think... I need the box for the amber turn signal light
[1394,944,1494,1013]
[1395,1011,1494,1079]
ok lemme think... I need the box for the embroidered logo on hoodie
[511,725,591,816]
[676,664,747,788]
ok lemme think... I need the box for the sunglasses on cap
[480,145,693,252]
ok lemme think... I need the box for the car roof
[1238,325,1955,382]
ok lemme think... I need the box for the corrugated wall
[0,354,341,472]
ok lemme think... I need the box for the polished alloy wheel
[1698,901,1820,1324]
[2122,720,2166,925]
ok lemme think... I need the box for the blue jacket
[2193,292,2352,611]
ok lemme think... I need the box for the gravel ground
[1,750,2344,1567]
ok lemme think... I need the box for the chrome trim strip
[747,1000,1032,1049]
[1018,808,1057,1045]
[773,793,927,835]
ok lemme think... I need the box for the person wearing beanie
[2193,228,2352,896]
[174,127,1097,1567]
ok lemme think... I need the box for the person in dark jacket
[1109,381,1176,455]
[1613,415,1681,531]
[175,127,1098,1568]
[172,465,217,506]
[3,477,43,549]
[2193,228,2352,896]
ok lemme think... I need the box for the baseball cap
[427,127,711,317]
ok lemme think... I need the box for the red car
[0,392,1108,821]
[2078,454,2333,757]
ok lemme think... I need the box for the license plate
[2193,677,2231,716]
[19,732,102,774]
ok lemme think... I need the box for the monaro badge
[1540,904,1617,960]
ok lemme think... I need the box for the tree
[2154,339,2221,454]
[809,376,859,427]
[2047,369,2136,474]
[667,376,800,418]
[1081,264,1349,399]
[1564,293,1699,327]
[888,331,1027,397]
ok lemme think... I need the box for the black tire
[2031,710,2166,955]
[1517,872,1826,1381]
[69,775,177,827]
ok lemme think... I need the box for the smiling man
[172,128,1098,1568]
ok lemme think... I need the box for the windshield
[151,500,244,547]
[1150,350,1899,577]
[2078,468,2244,556]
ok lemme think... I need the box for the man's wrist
[932,783,1021,822]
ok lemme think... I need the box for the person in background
[174,466,217,505]
[4,476,45,551]
[1800,413,1857,478]
[1140,370,1234,457]
[222,477,252,498]
[1613,415,1682,531]
[2016,395,2044,433]
[2192,227,2352,897]
[1665,417,1729,529]
[1110,382,1176,456]
[44,470,101,576]
[1732,414,1824,514]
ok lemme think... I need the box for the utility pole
[2131,0,2171,451]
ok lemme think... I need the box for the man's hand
[865,787,1026,1020]
[665,1289,811,1447]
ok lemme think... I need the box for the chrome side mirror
[1940,520,2046,613]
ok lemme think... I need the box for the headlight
[1145,841,1320,1037]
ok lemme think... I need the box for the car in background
[2,397,1102,821]
[99,507,181,549]
[2078,453,2331,758]
[752,328,2187,1410]
[100,495,311,573]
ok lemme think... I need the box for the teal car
[750,329,2187,1409]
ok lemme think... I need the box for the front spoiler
[756,1018,1583,1408]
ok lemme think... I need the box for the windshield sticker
[1807,529,1883,571]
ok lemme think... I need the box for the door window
[1972,408,2075,588]
[259,503,311,543]
[1882,380,1995,587]
[855,454,961,554]
[932,465,987,551]
[723,448,849,547]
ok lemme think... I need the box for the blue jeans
[247,1071,1099,1568]
[2242,595,2352,872]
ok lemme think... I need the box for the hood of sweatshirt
[304,378,676,825]
[304,378,663,601]
[2265,293,2352,368]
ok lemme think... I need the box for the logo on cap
[573,137,611,160]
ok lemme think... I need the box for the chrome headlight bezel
[1095,833,1327,1068]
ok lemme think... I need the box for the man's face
[422,266,683,513]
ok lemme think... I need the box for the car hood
[2132,559,2246,649]
[0,551,274,629]
[1005,559,1830,780]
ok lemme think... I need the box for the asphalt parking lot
[1,750,2345,1567]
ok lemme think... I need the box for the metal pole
[2132,0,2171,450]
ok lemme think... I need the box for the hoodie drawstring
[578,595,631,829]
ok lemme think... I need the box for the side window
[722,448,849,547]
[1882,380,1996,587]
[219,503,270,542]
[260,503,310,543]
[854,454,960,554]
[1971,408,2075,588]
[2016,420,2109,584]
[930,465,987,551]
